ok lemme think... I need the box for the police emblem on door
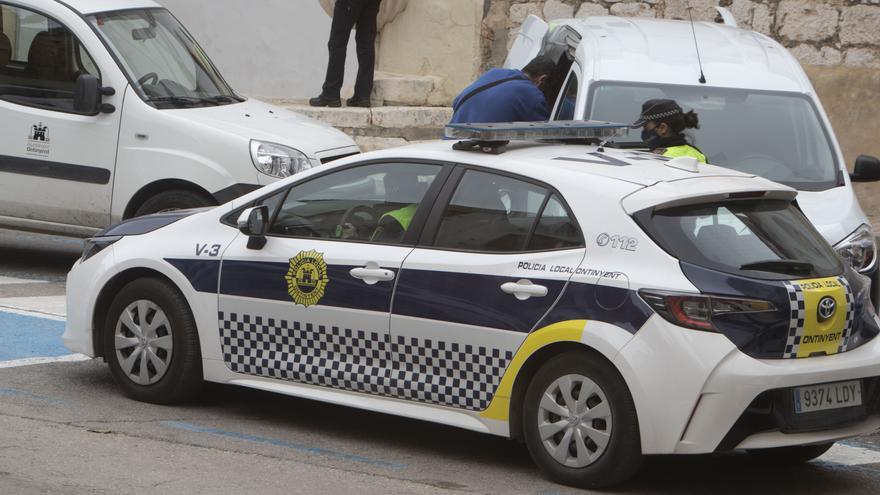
[285,250,329,307]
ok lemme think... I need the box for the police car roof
[60,0,161,15]
[361,140,795,210]
[558,16,810,93]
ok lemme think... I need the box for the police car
[64,122,880,488]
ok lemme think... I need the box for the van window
[586,83,839,192]
[555,72,578,120]
[0,4,100,113]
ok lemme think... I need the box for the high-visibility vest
[380,204,418,231]
[662,144,707,164]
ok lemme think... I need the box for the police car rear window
[636,200,843,281]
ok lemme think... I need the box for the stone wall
[483,0,880,69]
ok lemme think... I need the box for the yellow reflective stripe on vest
[380,204,418,231]
[662,145,707,164]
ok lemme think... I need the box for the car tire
[746,442,834,463]
[522,350,642,489]
[134,189,215,217]
[104,277,203,404]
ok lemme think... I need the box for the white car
[64,123,880,488]
[505,12,880,308]
[0,0,357,237]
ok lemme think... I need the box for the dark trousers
[321,0,381,99]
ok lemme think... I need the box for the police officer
[448,56,558,124]
[631,99,706,163]
[310,0,382,108]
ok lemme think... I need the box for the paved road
[4,229,880,494]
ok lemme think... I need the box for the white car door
[0,2,122,231]
[503,15,549,69]
[217,161,449,394]
[389,168,586,411]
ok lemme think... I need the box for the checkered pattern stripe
[218,312,514,411]
[783,281,806,359]
[839,277,856,353]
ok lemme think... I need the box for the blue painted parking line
[0,310,69,361]
[163,420,406,470]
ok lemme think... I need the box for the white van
[0,0,358,237]
[505,12,880,305]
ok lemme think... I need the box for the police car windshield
[586,83,839,191]
[88,8,240,109]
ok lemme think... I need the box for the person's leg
[313,0,357,105]
[350,0,381,105]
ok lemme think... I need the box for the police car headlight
[81,235,122,262]
[834,224,877,274]
[250,140,311,178]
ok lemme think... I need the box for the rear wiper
[740,259,814,275]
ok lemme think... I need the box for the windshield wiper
[740,259,814,275]
[201,94,244,103]
[145,96,217,107]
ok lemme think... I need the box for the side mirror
[851,155,880,182]
[237,206,269,250]
[74,74,116,114]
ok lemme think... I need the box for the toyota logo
[818,296,837,321]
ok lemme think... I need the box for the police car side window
[433,170,548,252]
[269,163,442,244]
[0,4,101,114]
[528,194,583,250]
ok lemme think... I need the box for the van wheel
[134,189,214,217]
[747,443,834,463]
[103,277,203,404]
[522,351,642,489]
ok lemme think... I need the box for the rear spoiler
[621,175,797,214]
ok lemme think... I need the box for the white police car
[64,122,880,488]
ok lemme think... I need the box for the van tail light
[639,290,776,332]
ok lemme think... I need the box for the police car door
[0,3,123,231]
[217,162,449,391]
[389,168,586,411]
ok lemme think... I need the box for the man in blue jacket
[449,56,557,124]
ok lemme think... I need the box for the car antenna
[686,0,708,84]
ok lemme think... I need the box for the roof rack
[445,120,630,154]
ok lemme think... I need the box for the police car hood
[171,98,358,157]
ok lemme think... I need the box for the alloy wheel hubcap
[538,374,613,468]
[114,300,173,385]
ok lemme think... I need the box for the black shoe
[346,96,372,108]
[309,95,341,107]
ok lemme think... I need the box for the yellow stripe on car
[480,320,588,421]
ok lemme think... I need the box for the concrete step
[372,71,449,107]
[278,103,453,145]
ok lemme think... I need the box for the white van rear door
[503,15,548,69]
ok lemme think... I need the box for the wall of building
[157,0,358,98]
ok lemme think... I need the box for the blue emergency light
[444,120,630,142]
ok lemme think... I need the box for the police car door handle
[501,280,548,300]
[349,263,395,285]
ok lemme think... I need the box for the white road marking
[0,354,90,369]
[0,295,66,318]
[823,443,880,466]
[0,276,47,285]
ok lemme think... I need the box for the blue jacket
[449,69,550,124]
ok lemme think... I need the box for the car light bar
[444,120,631,142]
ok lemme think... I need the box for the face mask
[641,127,662,150]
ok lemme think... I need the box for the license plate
[793,380,863,414]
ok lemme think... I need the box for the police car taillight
[639,290,776,332]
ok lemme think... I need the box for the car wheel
[747,442,834,463]
[104,277,203,404]
[134,189,214,217]
[522,350,642,489]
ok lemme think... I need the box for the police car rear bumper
[673,327,880,454]
[614,314,880,455]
